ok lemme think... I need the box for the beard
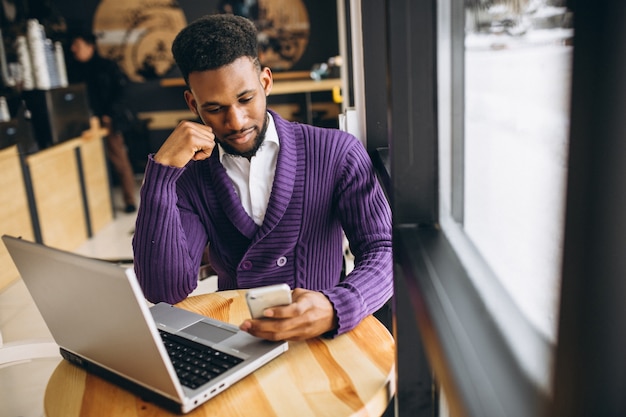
[217,112,269,159]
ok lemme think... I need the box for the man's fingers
[155,120,216,166]
[263,302,300,319]
[239,289,336,341]
[192,146,213,160]
[240,318,306,342]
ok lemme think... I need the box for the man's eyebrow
[199,100,221,108]
[235,88,256,99]
[199,89,256,108]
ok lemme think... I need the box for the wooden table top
[43,290,396,416]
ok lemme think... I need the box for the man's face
[185,57,273,158]
[70,37,94,63]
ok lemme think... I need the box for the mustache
[222,126,255,140]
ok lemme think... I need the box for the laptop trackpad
[184,321,237,343]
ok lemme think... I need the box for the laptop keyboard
[159,330,244,389]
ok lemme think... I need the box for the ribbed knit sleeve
[132,155,206,304]
[319,138,393,336]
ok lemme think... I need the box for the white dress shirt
[218,113,279,226]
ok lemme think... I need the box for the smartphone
[245,284,292,319]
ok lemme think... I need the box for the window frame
[378,0,551,412]
[359,0,626,416]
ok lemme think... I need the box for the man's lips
[225,128,254,144]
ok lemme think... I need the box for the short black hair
[172,14,260,84]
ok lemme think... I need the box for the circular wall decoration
[92,0,187,82]
[91,0,310,82]
[248,0,310,71]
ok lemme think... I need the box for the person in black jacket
[67,31,137,213]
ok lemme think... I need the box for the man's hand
[154,120,216,168]
[239,288,337,341]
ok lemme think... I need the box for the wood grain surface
[44,290,395,416]
[0,145,34,290]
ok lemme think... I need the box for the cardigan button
[241,260,253,270]
[276,256,287,267]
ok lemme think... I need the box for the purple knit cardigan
[132,110,392,336]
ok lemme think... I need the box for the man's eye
[240,96,253,103]
[205,107,221,113]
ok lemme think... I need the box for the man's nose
[224,106,245,131]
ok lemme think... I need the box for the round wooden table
[43,290,396,416]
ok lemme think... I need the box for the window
[358,0,626,415]
[353,1,620,417]
[356,0,626,413]
[437,0,573,395]
[460,0,573,344]
[407,3,576,416]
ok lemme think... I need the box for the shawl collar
[205,111,298,241]
[253,111,298,243]
[206,150,258,239]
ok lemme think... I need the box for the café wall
[45,0,340,165]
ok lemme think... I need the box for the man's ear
[260,67,273,96]
[184,90,199,116]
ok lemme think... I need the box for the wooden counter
[25,138,88,250]
[43,290,396,417]
[0,145,35,290]
[77,133,113,235]
[21,125,113,252]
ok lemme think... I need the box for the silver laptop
[2,235,288,414]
